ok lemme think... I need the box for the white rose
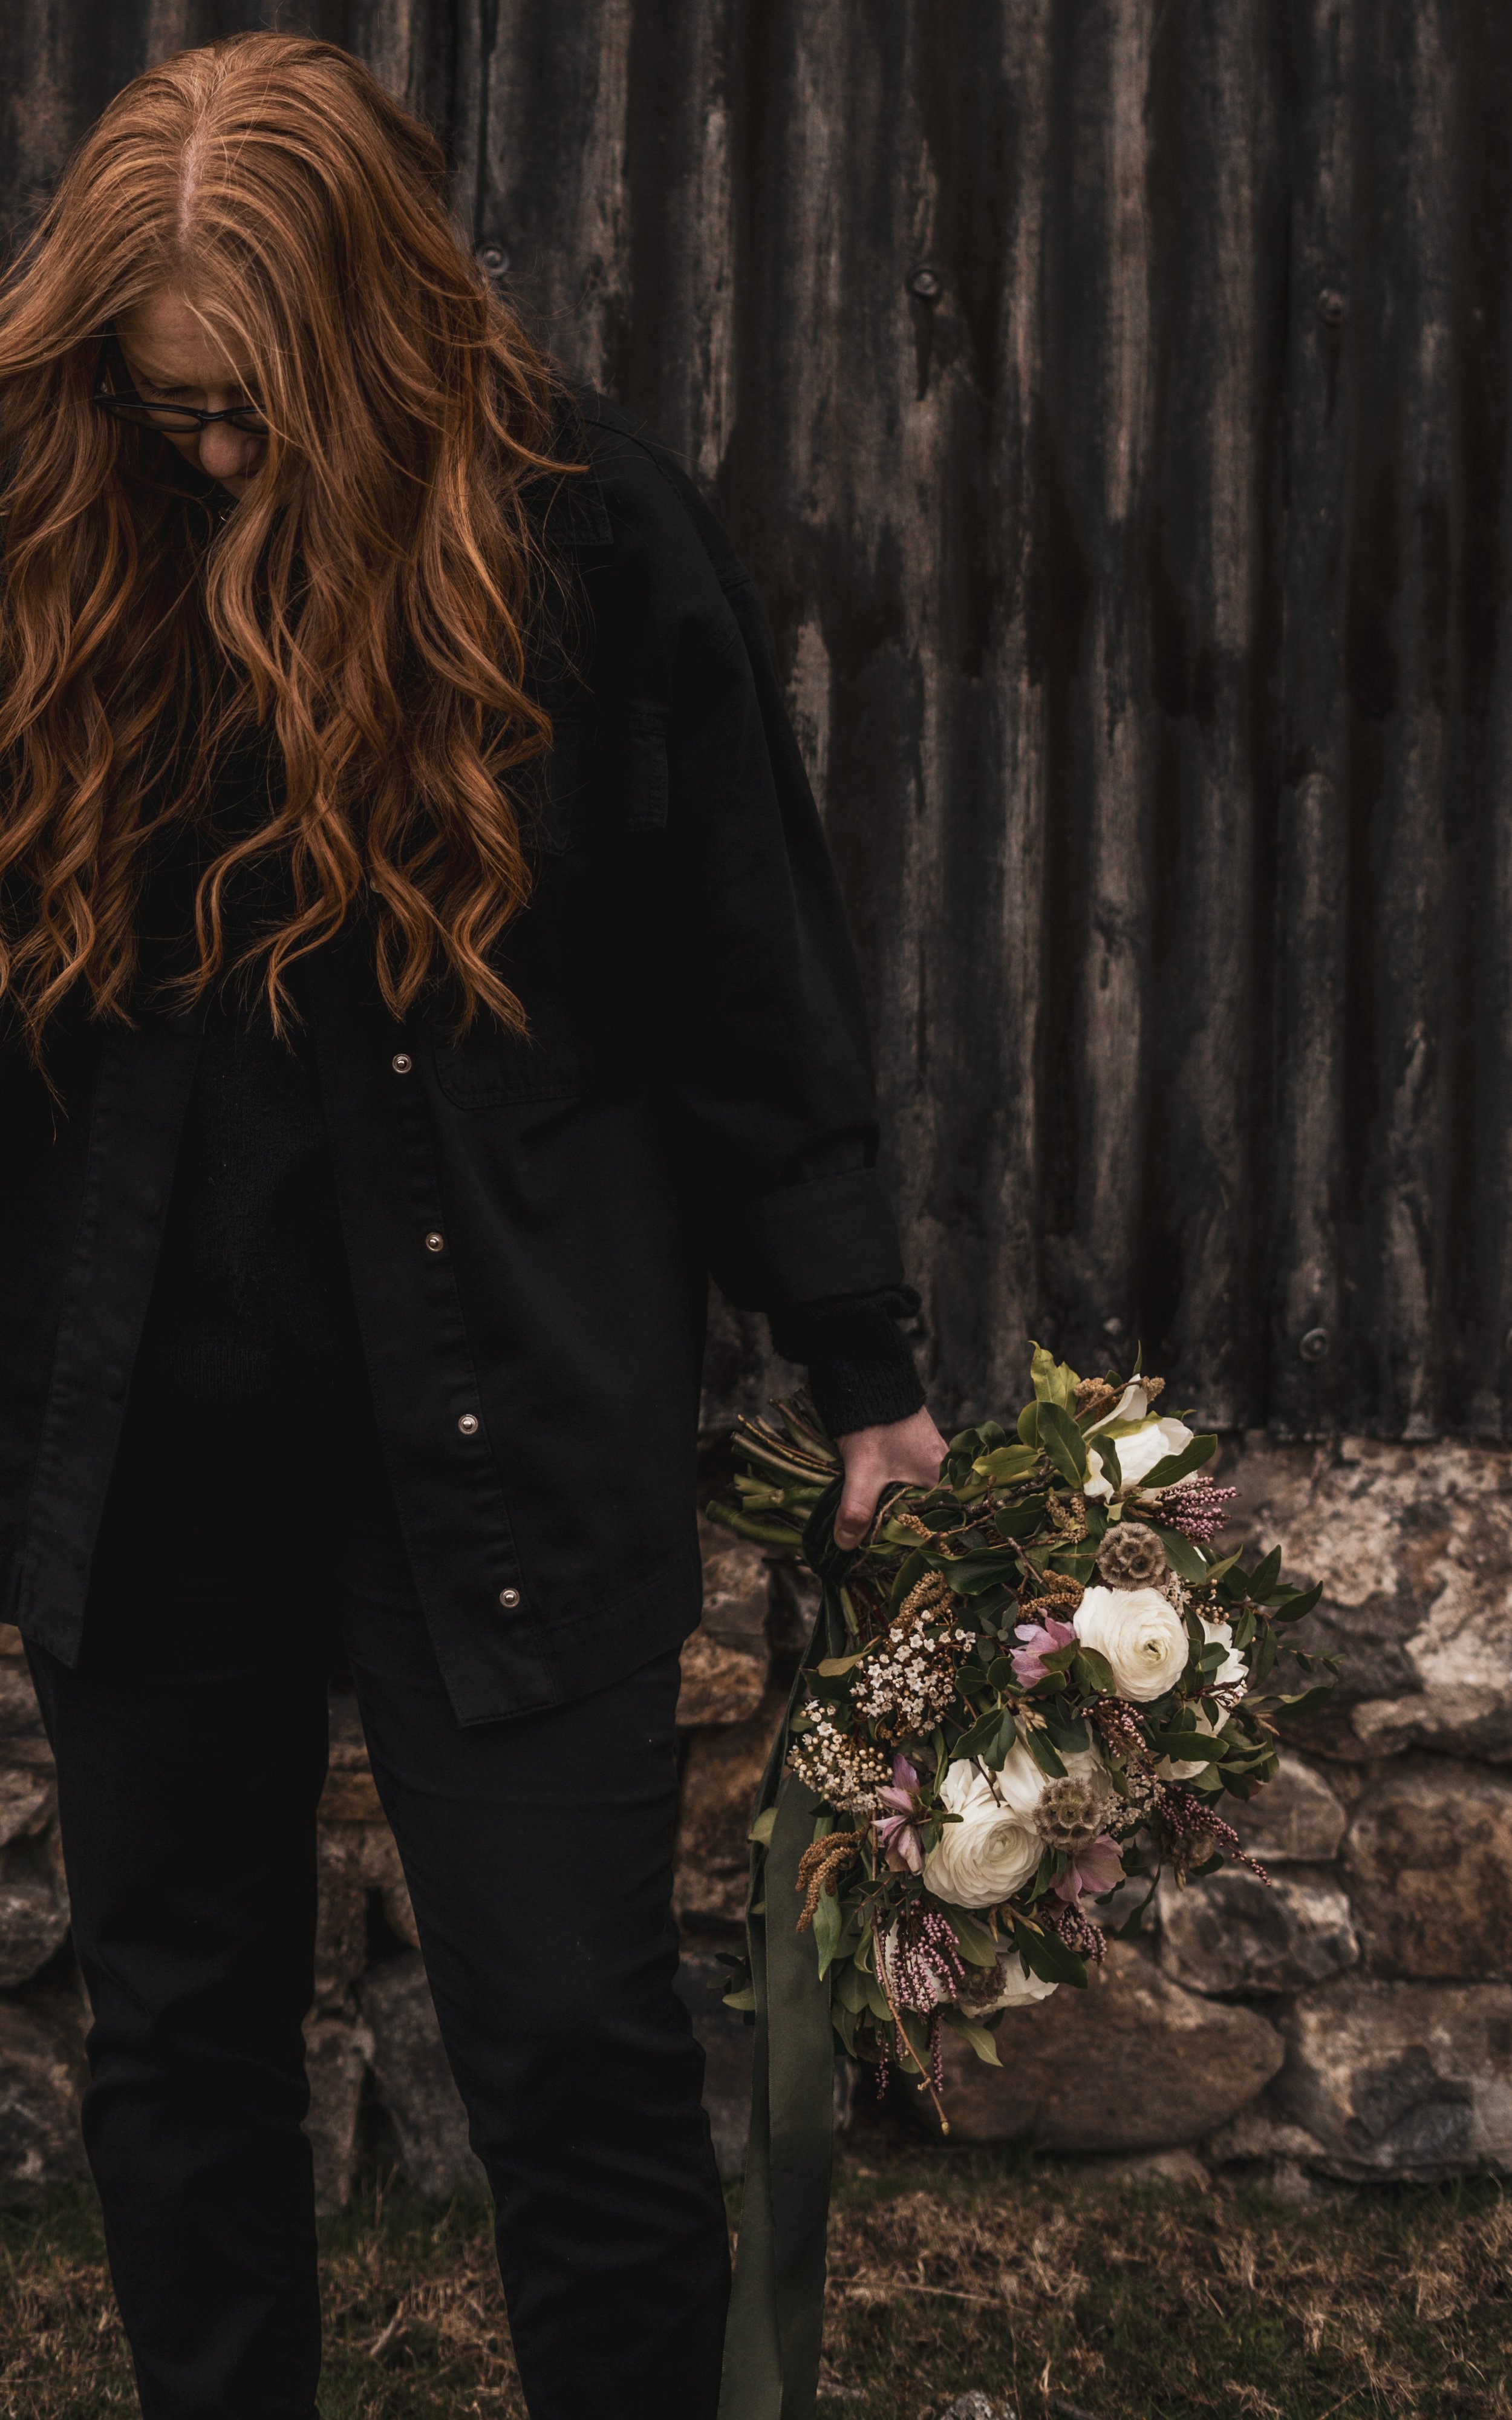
[1074,1583,1188,1701]
[922,1744,1046,1908]
[1084,1410,1195,1500]
[1202,1617,1247,1692]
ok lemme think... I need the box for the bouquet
[708,1345,1335,2122]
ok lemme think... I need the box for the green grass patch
[1,2118,1507,2418]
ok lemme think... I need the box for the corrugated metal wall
[4,3,1507,1441]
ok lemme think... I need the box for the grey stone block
[1158,1868,1358,1997]
[360,1952,486,2200]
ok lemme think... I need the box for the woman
[0,33,944,2420]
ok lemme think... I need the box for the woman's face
[113,285,268,499]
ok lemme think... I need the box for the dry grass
[1,2112,1507,2418]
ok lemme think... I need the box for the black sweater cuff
[767,1286,927,1439]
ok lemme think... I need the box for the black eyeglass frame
[89,385,269,436]
[88,336,268,437]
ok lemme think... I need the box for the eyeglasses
[91,384,269,437]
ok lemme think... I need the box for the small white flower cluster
[786,1725,892,1813]
[849,1612,973,1742]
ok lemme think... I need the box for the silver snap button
[498,1587,520,1609]
[391,1052,413,1074]
[457,1413,480,1436]
[425,1231,445,1254]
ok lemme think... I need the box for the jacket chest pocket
[430,1009,588,1107]
[539,702,670,852]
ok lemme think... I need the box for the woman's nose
[198,422,262,482]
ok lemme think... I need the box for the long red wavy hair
[0,31,572,1050]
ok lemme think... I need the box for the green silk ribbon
[717,1483,853,2420]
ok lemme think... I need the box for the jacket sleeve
[649,528,894,1284]
[583,411,927,1426]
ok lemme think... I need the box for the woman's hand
[833,1405,950,1549]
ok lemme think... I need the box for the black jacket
[0,396,917,1722]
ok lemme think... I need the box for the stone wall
[2,1436,1509,2202]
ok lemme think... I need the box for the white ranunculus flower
[1201,1617,1248,1691]
[1083,1403,1196,1500]
[1074,1583,1189,1701]
[922,1744,1047,1908]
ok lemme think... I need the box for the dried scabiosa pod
[1034,1765,1116,1853]
[1094,1521,1170,1591]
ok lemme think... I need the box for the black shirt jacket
[0,396,915,1724]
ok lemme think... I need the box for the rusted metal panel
[2,2,1505,1439]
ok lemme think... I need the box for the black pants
[25,1384,729,2420]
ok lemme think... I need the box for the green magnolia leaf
[748,1807,778,1846]
[834,1961,868,2015]
[1012,1918,1087,1987]
[1042,1711,1089,1755]
[1030,1342,1080,1407]
[1270,1580,1325,1622]
[953,1705,1009,1762]
[1023,1727,1067,1779]
[1073,1647,1116,1693]
[1251,1681,1338,1720]
[1091,1431,1123,1493]
[1137,1433,1219,1492]
[1140,1521,1208,1583]
[1113,1877,1160,1938]
[811,1884,844,1978]
[814,1649,871,1677]
[992,1497,1051,1539]
[980,1711,1020,1771]
[947,1909,1002,1967]
[939,2006,1003,2066]
[976,1444,1041,1483]
[1147,1730,1229,1765]
[884,1548,930,1612]
[861,1969,891,2023]
[1017,1401,1041,1448]
[941,1549,1023,1595]
[1037,1399,1089,1486]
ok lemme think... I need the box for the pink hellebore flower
[873,1755,927,1876]
[1054,1834,1124,1905]
[1010,1614,1078,1689]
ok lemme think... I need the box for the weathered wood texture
[3,2,1506,1439]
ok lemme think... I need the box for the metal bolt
[477,243,509,277]
[1299,1327,1329,1363]
[498,1587,521,1609]
[391,1052,412,1074]
[425,1231,446,1254]
[458,1412,480,1435]
[909,266,940,300]
[1317,289,1346,325]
